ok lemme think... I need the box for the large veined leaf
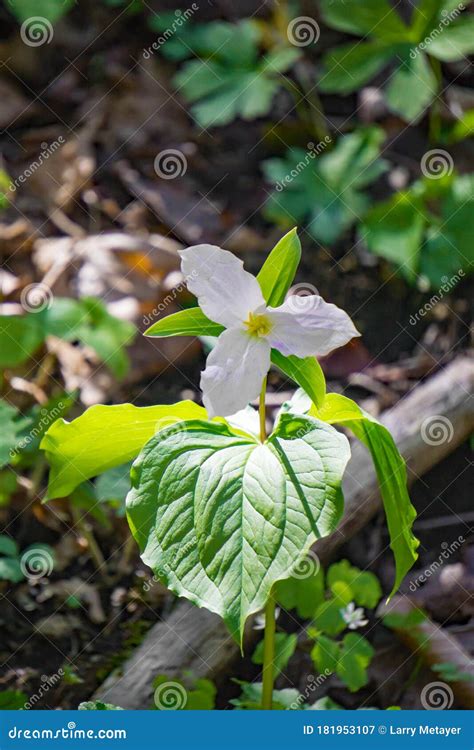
[41,401,207,499]
[312,393,419,595]
[126,414,350,644]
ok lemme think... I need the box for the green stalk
[259,376,276,709]
[261,591,277,710]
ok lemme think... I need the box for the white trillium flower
[179,244,360,418]
[340,602,369,630]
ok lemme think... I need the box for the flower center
[244,311,272,338]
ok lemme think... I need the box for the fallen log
[95,356,474,709]
[378,597,474,709]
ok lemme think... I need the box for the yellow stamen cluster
[244,311,272,337]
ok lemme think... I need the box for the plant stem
[71,504,108,579]
[259,376,267,443]
[259,376,276,709]
[261,591,276,710]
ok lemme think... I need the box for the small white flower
[253,607,281,630]
[179,244,360,418]
[340,601,368,630]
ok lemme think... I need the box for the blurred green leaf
[252,632,298,676]
[327,560,382,609]
[275,566,325,619]
[8,0,75,23]
[264,128,387,244]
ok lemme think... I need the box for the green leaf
[8,0,75,24]
[428,17,474,61]
[359,191,427,281]
[96,462,132,514]
[145,307,224,338]
[0,689,28,710]
[170,20,298,127]
[320,42,395,94]
[256,229,301,307]
[311,634,340,674]
[327,560,382,609]
[313,596,350,636]
[0,401,24,468]
[41,401,207,499]
[271,351,326,409]
[313,393,419,596]
[319,0,409,41]
[275,566,325,619]
[126,414,350,644]
[46,298,135,379]
[0,557,24,583]
[264,128,387,244]
[0,315,44,368]
[337,633,374,692]
[0,534,19,558]
[230,680,301,710]
[386,52,437,122]
[252,632,298,676]
[152,674,216,710]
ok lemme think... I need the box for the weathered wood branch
[95,356,474,709]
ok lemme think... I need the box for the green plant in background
[318,0,474,126]
[360,172,474,287]
[152,674,216,710]
[0,535,55,583]
[0,169,12,210]
[263,128,387,244]
[154,17,300,127]
[0,297,135,378]
[7,0,75,23]
[42,229,419,709]
[307,561,381,692]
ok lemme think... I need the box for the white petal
[179,244,265,328]
[266,295,360,358]
[201,328,270,418]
